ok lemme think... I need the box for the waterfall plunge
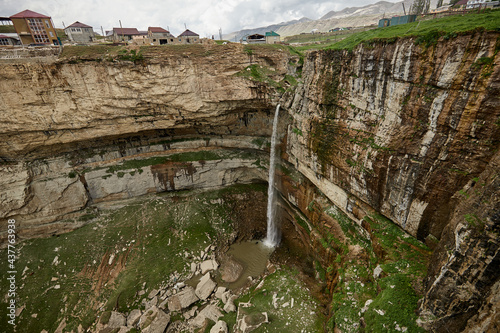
[263,104,280,248]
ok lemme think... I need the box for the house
[265,31,280,44]
[0,34,20,46]
[148,27,174,45]
[177,29,199,44]
[244,34,266,44]
[9,9,59,45]
[112,27,140,42]
[64,21,95,43]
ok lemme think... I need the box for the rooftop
[148,27,169,33]
[113,28,140,36]
[10,9,50,19]
[66,21,92,29]
[179,29,199,37]
[265,31,280,37]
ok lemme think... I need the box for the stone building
[113,28,140,42]
[10,9,59,45]
[177,29,200,44]
[64,21,95,43]
[148,27,175,45]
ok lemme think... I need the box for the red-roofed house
[177,29,200,44]
[10,9,59,45]
[148,27,174,45]
[64,21,95,43]
[112,27,140,42]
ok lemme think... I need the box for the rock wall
[0,43,291,242]
[279,30,499,332]
[282,31,499,243]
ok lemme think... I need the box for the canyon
[0,30,498,332]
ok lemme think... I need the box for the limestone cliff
[279,30,499,332]
[283,31,499,243]
[0,43,290,241]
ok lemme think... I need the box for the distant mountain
[224,17,311,42]
[320,0,413,20]
[225,0,439,40]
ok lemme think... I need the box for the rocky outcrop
[417,149,500,332]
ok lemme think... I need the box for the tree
[410,0,431,14]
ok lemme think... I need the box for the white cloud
[1,0,399,37]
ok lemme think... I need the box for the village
[0,9,284,48]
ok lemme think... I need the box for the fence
[0,45,61,60]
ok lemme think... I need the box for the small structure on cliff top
[112,27,140,42]
[177,29,200,44]
[148,27,175,45]
[265,31,280,44]
[64,21,95,44]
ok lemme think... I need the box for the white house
[65,21,95,43]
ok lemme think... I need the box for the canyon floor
[1,183,431,332]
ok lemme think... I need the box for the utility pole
[101,26,104,39]
[119,20,124,42]
[219,28,222,40]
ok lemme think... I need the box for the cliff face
[280,30,499,332]
[0,33,499,332]
[0,44,290,241]
[283,31,499,242]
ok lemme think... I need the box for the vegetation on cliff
[293,9,500,51]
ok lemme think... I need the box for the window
[0,38,10,45]
[49,31,54,37]
[27,19,49,43]
[45,20,50,28]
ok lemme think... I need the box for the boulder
[142,309,170,333]
[220,256,243,283]
[195,273,217,300]
[167,286,199,312]
[108,311,126,328]
[200,259,219,274]
[215,287,227,300]
[127,309,142,327]
[210,320,228,333]
[191,305,223,328]
[223,295,237,313]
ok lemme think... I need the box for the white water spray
[263,104,280,248]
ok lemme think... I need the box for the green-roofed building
[265,31,280,44]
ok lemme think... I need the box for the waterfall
[263,104,280,248]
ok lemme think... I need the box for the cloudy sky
[1,0,397,37]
